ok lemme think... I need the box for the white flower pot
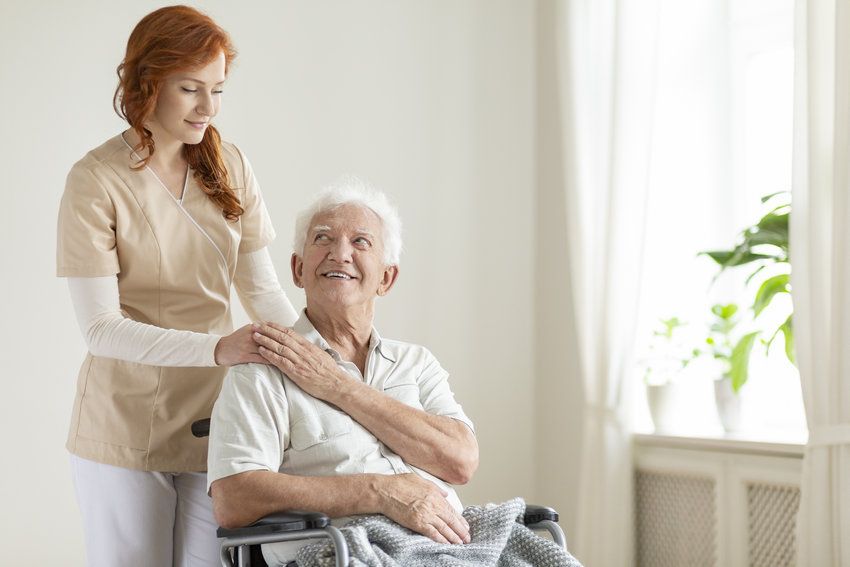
[646,383,680,433]
[714,378,743,432]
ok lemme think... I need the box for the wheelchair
[193,418,567,567]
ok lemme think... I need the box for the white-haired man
[207,180,479,565]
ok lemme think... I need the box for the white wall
[533,0,585,541]
[0,0,542,562]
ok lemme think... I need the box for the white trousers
[70,455,219,567]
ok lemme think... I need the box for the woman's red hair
[114,5,243,220]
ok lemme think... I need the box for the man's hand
[374,473,470,545]
[253,322,349,400]
[254,322,478,486]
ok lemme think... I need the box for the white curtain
[792,1,850,565]
[552,1,659,564]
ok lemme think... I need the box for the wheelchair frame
[217,505,565,567]
[193,419,567,567]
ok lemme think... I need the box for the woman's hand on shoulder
[214,324,267,366]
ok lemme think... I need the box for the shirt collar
[292,309,396,364]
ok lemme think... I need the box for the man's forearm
[212,470,472,545]
[211,470,381,529]
[249,323,479,484]
[330,380,479,484]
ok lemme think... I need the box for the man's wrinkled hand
[253,322,348,401]
[375,473,470,545]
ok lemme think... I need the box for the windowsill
[633,429,806,458]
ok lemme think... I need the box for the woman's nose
[196,92,214,117]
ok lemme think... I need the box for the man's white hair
[293,177,403,265]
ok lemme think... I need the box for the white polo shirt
[207,311,475,513]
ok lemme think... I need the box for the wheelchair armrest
[523,504,559,525]
[216,511,330,539]
[191,418,211,438]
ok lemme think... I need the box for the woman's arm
[67,277,264,366]
[232,247,299,327]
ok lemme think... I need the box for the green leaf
[745,211,789,255]
[781,315,795,365]
[756,210,789,232]
[753,274,791,317]
[761,190,790,204]
[765,203,792,217]
[745,264,768,285]
[654,316,684,339]
[729,332,759,393]
[699,250,777,268]
[711,303,738,320]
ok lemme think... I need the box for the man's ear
[291,253,304,288]
[376,265,400,297]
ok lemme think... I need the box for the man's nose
[328,240,354,262]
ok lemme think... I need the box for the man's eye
[213,90,224,95]
[354,238,370,246]
[314,234,329,242]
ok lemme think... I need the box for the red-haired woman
[56,6,296,565]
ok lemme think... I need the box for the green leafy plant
[699,192,795,392]
[704,303,759,393]
[642,316,702,385]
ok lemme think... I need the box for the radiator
[635,470,717,566]
[747,482,800,567]
[633,437,802,567]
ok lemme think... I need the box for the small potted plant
[641,316,701,432]
[703,303,759,431]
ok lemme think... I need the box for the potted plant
[699,191,795,405]
[702,303,758,431]
[642,316,701,432]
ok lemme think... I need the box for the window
[634,0,803,437]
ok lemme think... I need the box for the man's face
[292,204,398,309]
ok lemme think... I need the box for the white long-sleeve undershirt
[67,247,299,367]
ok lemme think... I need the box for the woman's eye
[213,90,224,95]
[181,87,197,93]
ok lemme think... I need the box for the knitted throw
[295,498,583,567]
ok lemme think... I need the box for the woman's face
[149,51,226,148]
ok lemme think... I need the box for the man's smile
[323,271,357,280]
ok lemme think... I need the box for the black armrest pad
[191,418,211,438]
[523,504,559,525]
[217,511,330,538]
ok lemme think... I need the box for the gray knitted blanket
[295,498,583,567]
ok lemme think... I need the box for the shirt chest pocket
[289,403,353,451]
[383,382,423,410]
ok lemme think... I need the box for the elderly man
[207,181,479,565]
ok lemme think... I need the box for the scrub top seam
[145,365,165,470]
[120,135,229,269]
[98,160,164,312]
[69,355,96,452]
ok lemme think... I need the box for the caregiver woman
[56,6,297,566]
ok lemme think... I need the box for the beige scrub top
[56,134,275,472]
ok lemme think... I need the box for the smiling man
[206,179,479,566]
